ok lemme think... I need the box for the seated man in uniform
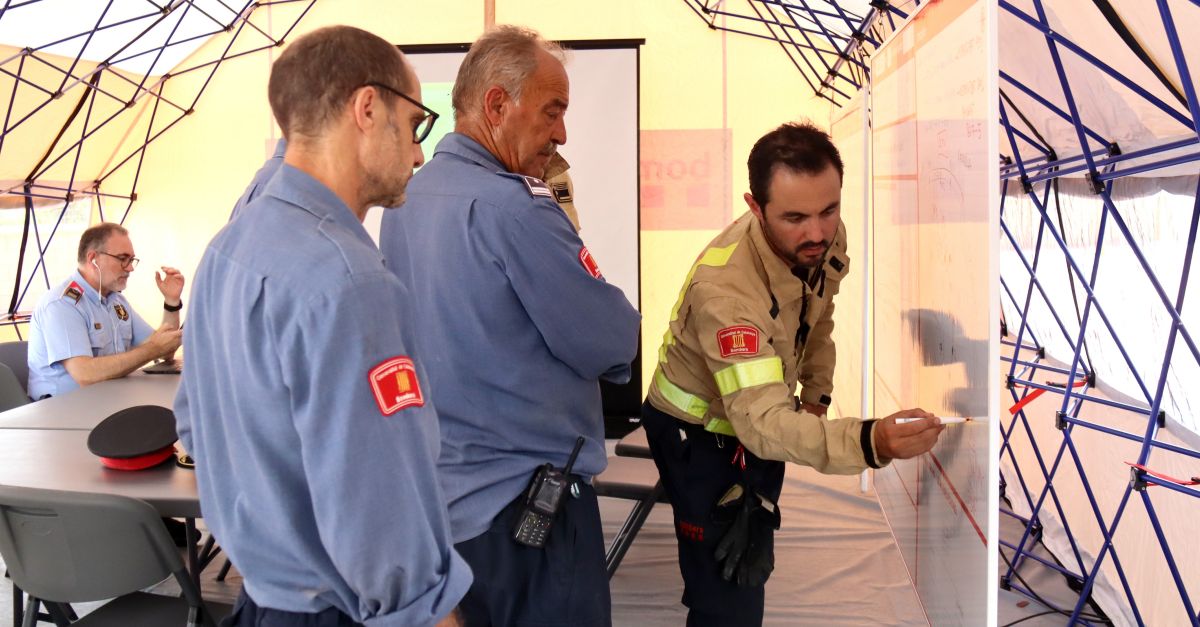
[26,222,183,400]
[643,122,946,626]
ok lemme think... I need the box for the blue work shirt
[228,138,286,220]
[26,270,153,399]
[380,133,641,543]
[176,164,471,626]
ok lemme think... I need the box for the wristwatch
[163,300,183,312]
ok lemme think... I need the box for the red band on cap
[99,445,175,471]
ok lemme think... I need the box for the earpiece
[91,259,99,268]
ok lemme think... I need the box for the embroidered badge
[550,181,572,203]
[521,175,554,198]
[368,356,425,416]
[717,325,760,358]
[678,520,704,542]
[63,282,83,304]
[578,246,603,279]
[113,303,129,321]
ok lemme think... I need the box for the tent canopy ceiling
[0,0,252,77]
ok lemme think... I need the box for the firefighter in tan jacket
[642,122,945,627]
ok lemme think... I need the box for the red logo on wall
[717,325,760,358]
[368,356,424,416]
[579,246,603,279]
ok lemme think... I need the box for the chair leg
[216,557,233,582]
[605,481,665,579]
[20,597,38,627]
[43,602,72,627]
[10,577,21,627]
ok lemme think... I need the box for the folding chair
[0,364,28,413]
[0,341,28,396]
[593,455,667,578]
[0,486,231,627]
[614,426,651,459]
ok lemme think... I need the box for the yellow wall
[109,0,832,392]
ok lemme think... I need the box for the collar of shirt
[271,137,287,159]
[747,215,809,305]
[262,164,376,251]
[432,132,509,174]
[70,268,107,306]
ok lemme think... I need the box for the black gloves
[712,484,781,587]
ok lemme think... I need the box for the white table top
[0,371,180,430]
[0,428,199,517]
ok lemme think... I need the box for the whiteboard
[868,1,1000,624]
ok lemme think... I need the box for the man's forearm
[162,308,181,329]
[62,343,161,386]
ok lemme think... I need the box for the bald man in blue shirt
[176,26,468,627]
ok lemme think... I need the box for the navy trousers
[641,401,786,627]
[223,590,361,627]
[454,481,611,627]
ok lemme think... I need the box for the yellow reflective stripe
[704,417,737,436]
[713,357,784,397]
[658,328,674,363]
[669,243,740,322]
[654,370,709,419]
[658,242,740,366]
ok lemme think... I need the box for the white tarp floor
[0,458,1076,626]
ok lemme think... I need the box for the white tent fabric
[0,0,248,76]
[999,0,1200,177]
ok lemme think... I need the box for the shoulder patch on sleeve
[63,281,83,304]
[521,175,554,198]
[579,246,603,279]
[368,356,425,416]
[828,255,845,273]
[717,325,760,358]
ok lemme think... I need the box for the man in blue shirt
[176,25,469,627]
[380,26,640,627]
[228,137,285,220]
[27,222,184,400]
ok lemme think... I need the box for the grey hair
[77,222,128,264]
[452,25,564,119]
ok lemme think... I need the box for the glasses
[362,81,439,144]
[98,251,139,270]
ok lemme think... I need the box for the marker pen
[895,416,971,425]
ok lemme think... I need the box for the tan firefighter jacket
[646,211,885,474]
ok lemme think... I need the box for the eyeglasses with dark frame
[98,251,139,270]
[362,81,439,144]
